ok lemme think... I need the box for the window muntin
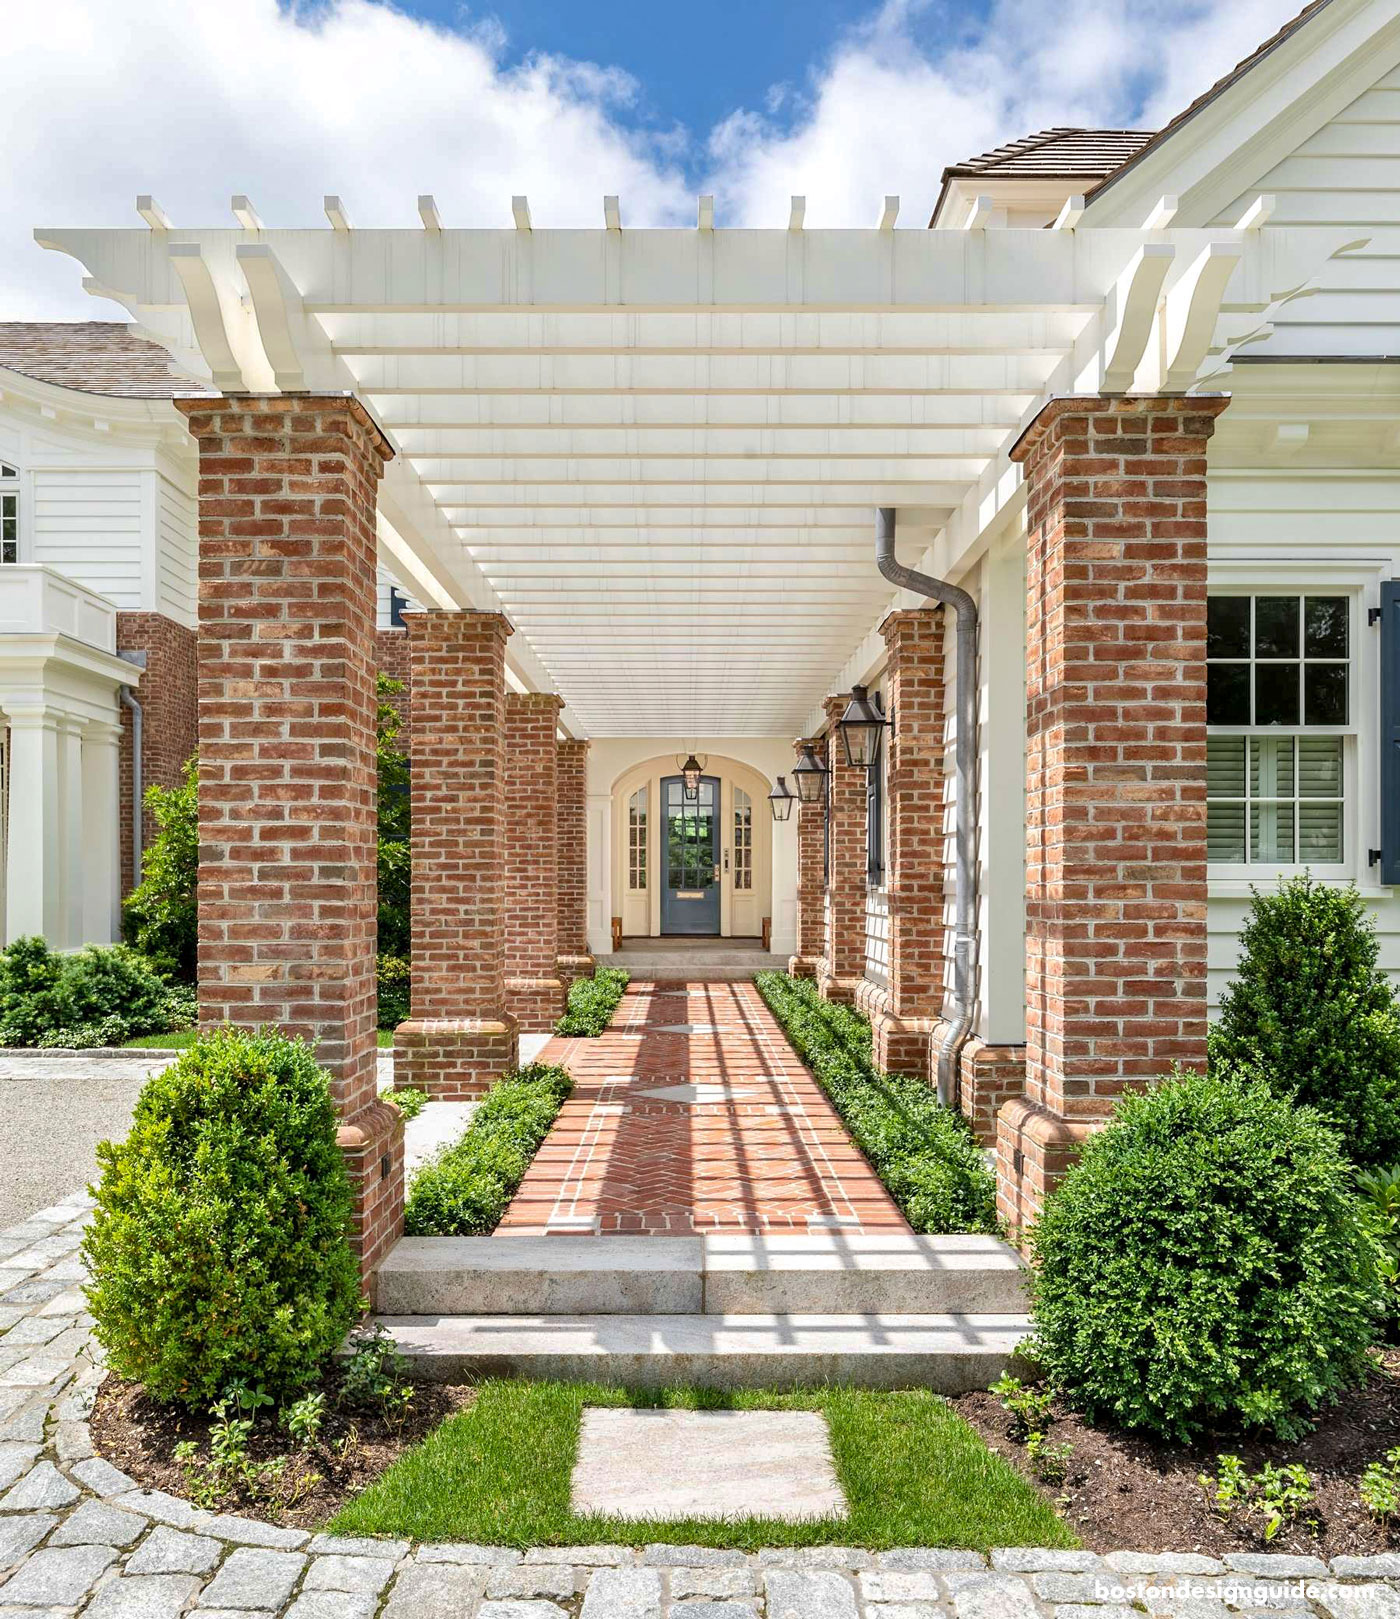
[733,787,753,891]
[0,463,16,565]
[1206,594,1351,869]
[627,786,647,890]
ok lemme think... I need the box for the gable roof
[0,322,212,399]
[931,128,1155,226]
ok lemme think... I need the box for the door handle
[713,862,721,882]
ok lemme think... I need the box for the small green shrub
[385,1086,428,1122]
[555,968,629,1037]
[404,1062,572,1236]
[122,756,198,983]
[1361,1447,1400,1521]
[0,936,182,1048]
[754,971,997,1235]
[377,675,411,961]
[1199,1454,1318,1541]
[83,1027,362,1407]
[1032,1070,1384,1441]
[378,954,411,1031]
[1211,875,1400,1166]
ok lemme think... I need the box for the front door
[661,774,721,935]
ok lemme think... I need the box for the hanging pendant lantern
[791,741,830,805]
[678,751,706,800]
[837,684,889,770]
[767,775,796,822]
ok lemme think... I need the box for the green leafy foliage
[1355,1163,1400,1334]
[0,936,185,1049]
[1361,1447,1400,1520]
[385,1087,428,1122]
[377,954,411,1031]
[555,968,630,1037]
[990,1374,1053,1440]
[377,674,411,962]
[83,1027,362,1407]
[339,1322,416,1429]
[122,756,199,983]
[1210,875,1400,1166]
[404,1062,573,1236]
[1199,1455,1317,1541]
[754,971,997,1235]
[1031,1070,1384,1442]
[1024,1431,1073,1486]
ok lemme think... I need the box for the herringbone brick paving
[499,979,910,1236]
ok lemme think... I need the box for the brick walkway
[498,979,910,1236]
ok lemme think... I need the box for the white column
[5,706,64,945]
[57,716,85,950]
[82,720,123,945]
[586,789,613,955]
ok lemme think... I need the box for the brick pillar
[375,625,411,748]
[997,396,1225,1240]
[818,695,867,1004]
[867,608,946,1076]
[788,737,824,979]
[178,395,403,1283]
[557,738,595,988]
[503,692,567,1031]
[394,610,519,1098]
[115,612,198,898]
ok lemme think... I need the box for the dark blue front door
[661,775,721,935]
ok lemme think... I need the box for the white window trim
[0,460,19,566]
[1207,580,1367,889]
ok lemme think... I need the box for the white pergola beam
[1101,243,1174,393]
[603,195,621,231]
[878,196,899,231]
[231,195,263,232]
[1144,195,1179,229]
[1162,240,1242,391]
[418,195,442,232]
[236,244,307,392]
[1236,194,1276,231]
[788,196,805,232]
[697,195,714,231]
[136,195,170,231]
[1053,195,1086,231]
[512,196,532,231]
[324,196,352,231]
[166,245,245,391]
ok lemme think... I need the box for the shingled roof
[941,127,1157,182]
[0,322,212,400]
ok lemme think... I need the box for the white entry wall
[585,738,797,958]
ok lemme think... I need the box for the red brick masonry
[556,738,595,987]
[996,395,1225,1239]
[504,691,566,1032]
[395,609,519,1098]
[501,979,909,1235]
[115,612,197,896]
[788,737,824,979]
[178,394,403,1281]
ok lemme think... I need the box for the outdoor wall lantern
[791,742,830,805]
[837,684,889,770]
[767,776,796,822]
[677,751,707,800]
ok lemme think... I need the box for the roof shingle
[941,127,1157,182]
[0,322,212,400]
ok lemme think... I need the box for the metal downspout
[875,507,979,1107]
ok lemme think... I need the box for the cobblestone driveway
[6,1196,1400,1617]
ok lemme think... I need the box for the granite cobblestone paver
[7,1198,1400,1618]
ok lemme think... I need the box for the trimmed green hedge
[0,936,193,1049]
[754,971,997,1235]
[555,967,630,1037]
[403,1062,573,1235]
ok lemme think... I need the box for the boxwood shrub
[404,1062,573,1235]
[83,1027,361,1407]
[555,967,630,1037]
[1031,1070,1384,1441]
[1210,875,1400,1166]
[0,936,189,1049]
[754,971,997,1235]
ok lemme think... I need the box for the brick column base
[557,953,596,991]
[338,1098,406,1294]
[788,954,817,979]
[854,978,934,1075]
[503,979,565,1035]
[957,1037,1026,1147]
[996,1097,1099,1247]
[394,1017,519,1101]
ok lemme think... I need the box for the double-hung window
[1,463,17,564]
[1206,593,1351,870]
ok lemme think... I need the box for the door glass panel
[666,780,716,892]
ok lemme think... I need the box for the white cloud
[4,0,1313,320]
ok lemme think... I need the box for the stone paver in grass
[570,1407,848,1521]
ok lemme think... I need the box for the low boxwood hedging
[754,971,997,1235]
[403,1062,573,1235]
[555,966,630,1037]
[0,936,194,1049]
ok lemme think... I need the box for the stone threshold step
[374,1233,1028,1317]
[373,1311,1033,1391]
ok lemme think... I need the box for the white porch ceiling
[36,216,1354,736]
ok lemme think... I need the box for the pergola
[36,204,1346,738]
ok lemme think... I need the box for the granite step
[373,1232,1028,1317]
[372,1311,1034,1391]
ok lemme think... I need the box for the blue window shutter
[1382,582,1400,885]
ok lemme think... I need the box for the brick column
[394,610,519,1097]
[818,695,867,1004]
[116,612,198,898]
[375,625,411,748]
[865,608,946,1076]
[788,737,824,979]
[178,395,403,1283]
[556,738,595,988]
[503,692,567,1031]
[997,396,1225,1240]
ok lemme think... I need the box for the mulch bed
[91,1373,475,1529]
[954,1349,1400,1556]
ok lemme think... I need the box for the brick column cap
[402,607,514,642]
[879,603,942,643]
[1009,392,1230,465]
[821,693,847,725]
[507,691,566,715]
[175,392,396,464]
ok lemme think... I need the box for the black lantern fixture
[767,776,796,822]
[837,684,889,770]
[678,752,705,800]
[791,742,829,805]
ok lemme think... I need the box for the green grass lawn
[122,1028,398,1050]
[327,1380,1074,1551]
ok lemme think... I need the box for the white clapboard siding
[864,887,890,984]
[29,469,144,609]
[1211,890,1400,1007]
[1211,64,1400,355]
[155,472,196,627]
[376,571,421,629]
